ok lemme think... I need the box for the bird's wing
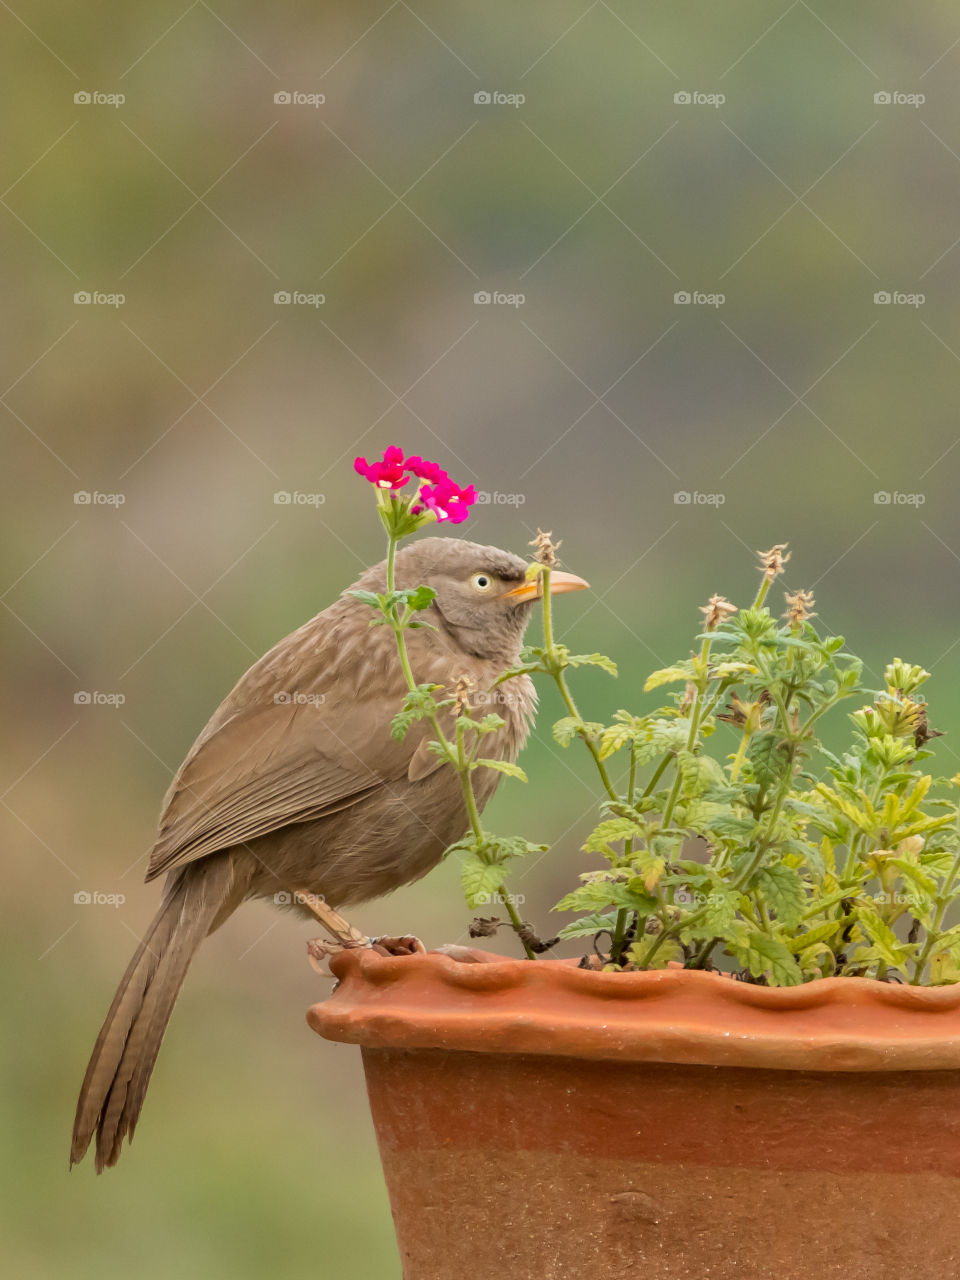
[145,696,441,882]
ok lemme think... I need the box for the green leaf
[557,911,618,940]
[460,856,509,908]
[484,834,549,861]
[474,758,528,783]
[708,661,757,680]
[785,919,843,954]
[675,887,739,942]
[552,717,581,747]
[346,588,382,608]
[629,936,684,969]
[630,848,666,892]
[749,732,791,788]
[644,663,694,692]
[704,813,758,841]
[404,584,437,611]
[755,863,807,928]
[582,818,642,855]
[554,881,656,915]
[855,909,910,968]
[566,652,618,677]
[552,717,603,747]
[727,925,803,987]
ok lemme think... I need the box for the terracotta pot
[308,950,960,1280]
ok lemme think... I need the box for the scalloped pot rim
[307,949,960,1072]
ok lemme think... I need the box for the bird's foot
[294,890,369,949]
[369,934,427,957]
[305,931,425,975]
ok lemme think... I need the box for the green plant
[355,449,960,985]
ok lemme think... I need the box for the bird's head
[389,537,588,665]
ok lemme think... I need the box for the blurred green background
[7,1,960,1274]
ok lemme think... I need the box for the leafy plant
[355,448,960,984]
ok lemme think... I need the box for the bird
[71,536,587,1172]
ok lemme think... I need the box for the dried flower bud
[783,588,816,627]
[529,528,560,567]
[680,681,698,714]
[699,594,737,630]
[756,542,791,582]
[454,674,476,715]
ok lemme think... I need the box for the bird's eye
[470,572,496,593]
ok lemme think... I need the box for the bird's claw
[370,934,426,957]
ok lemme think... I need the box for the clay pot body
[308,951,960,1279]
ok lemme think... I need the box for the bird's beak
[502,570,590,605]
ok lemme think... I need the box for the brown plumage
[71,537,586,1172]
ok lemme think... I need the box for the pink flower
[354,448,476,527]
[354,445,410,490]
[414,477,477,525]
[405,455,448,485]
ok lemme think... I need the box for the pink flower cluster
[354,447,476,525]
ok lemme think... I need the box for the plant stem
[610,749,639,963]
[540,566,618,803]
[387,532,536,960]
[911,844,960,982]
[660,636,712,831]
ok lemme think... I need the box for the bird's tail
[71,853,240,1172]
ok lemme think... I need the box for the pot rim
[307,948,960,1072]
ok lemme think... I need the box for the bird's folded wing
[145,697,436,881]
